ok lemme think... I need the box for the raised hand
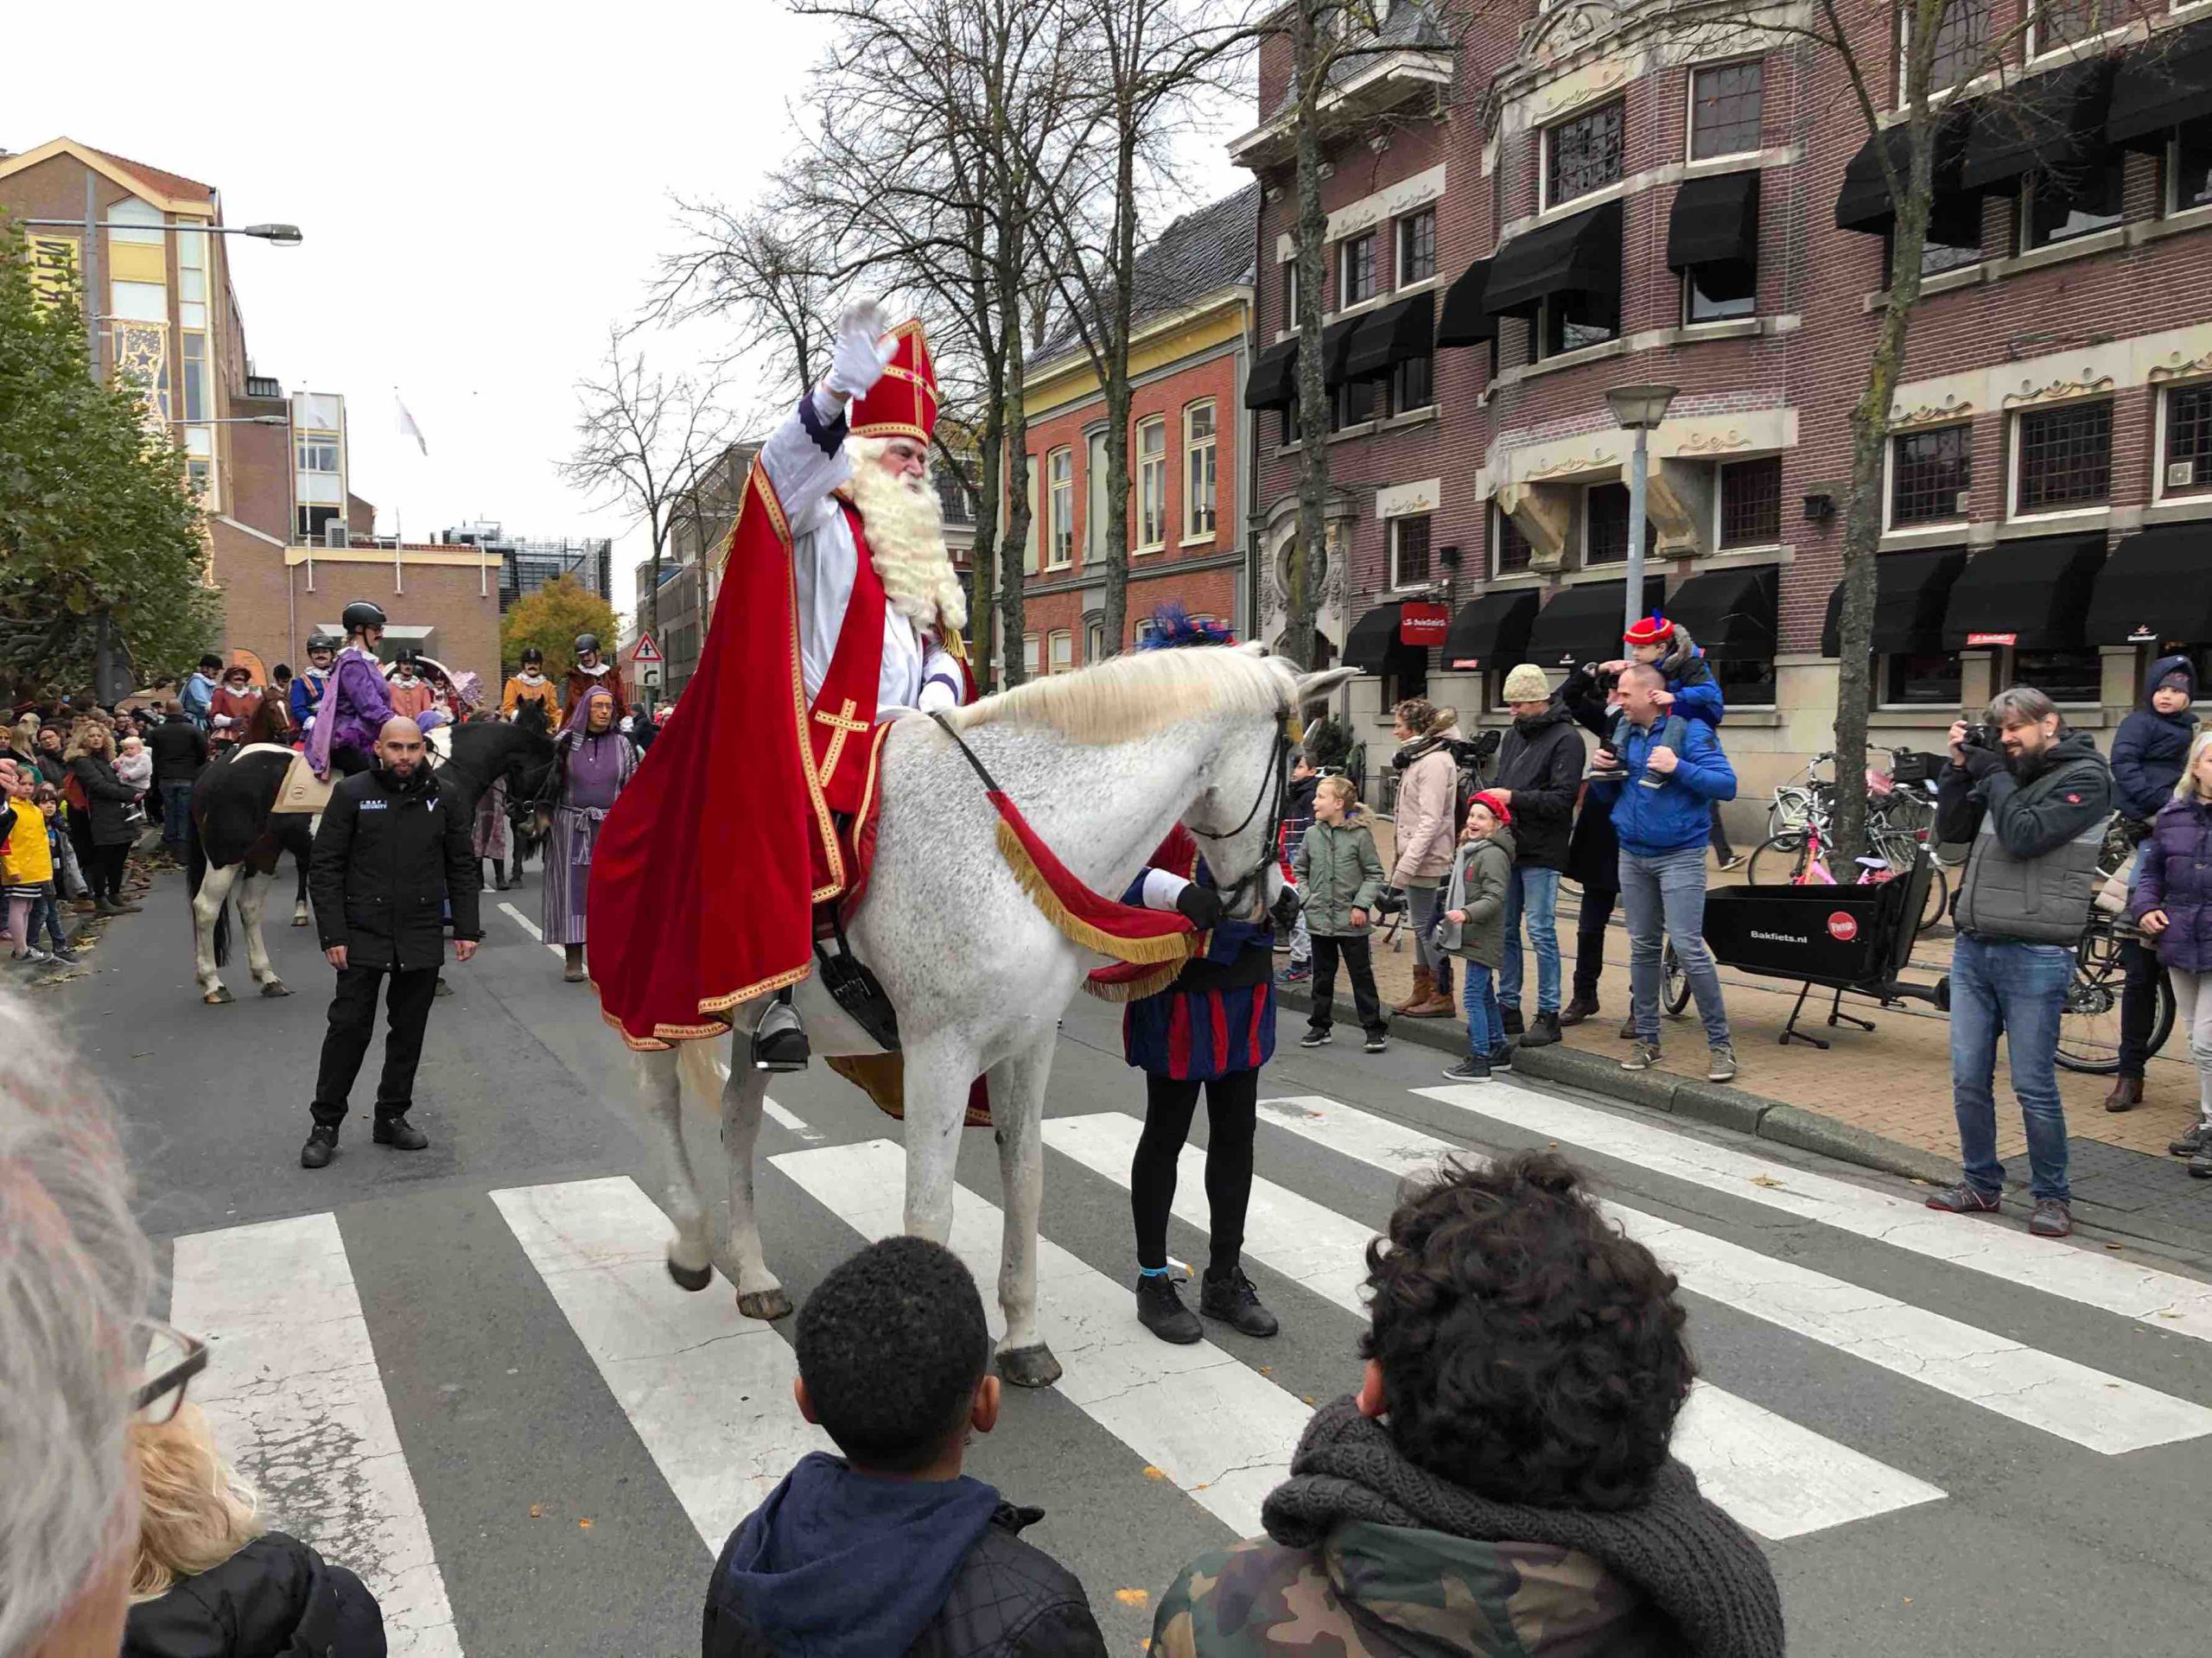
[827,300,894,403]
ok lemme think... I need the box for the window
[2014,401,2112,513]
[1883,651,1964,707]
[1390,515,1432,588]
[1390,351,1433,414]
[1136,417,1167,548]
[1891,425,1973,525]
[1048,630,1073,675]
[1282,259,1300,327]
[1386,658,1430,708]
[1690,60,1764,160]
[296,504,341,542]
[1022,454,1039,573]
[176,224,207,304]
[110,280,165,321]
[2164,384,2212,495]
[1686,268,1756,323]
[1537,294,1618,359]
[1493,505,1534,575]
[1713,653,1778,708]
[1184,402,1217,539]
[296,433,340,473]
[2022,154,2125,248]
[1397,210,1436,285]
[181,333,208,423]
[2012,646,2102,703]
[1719,457,1783,547]
[1085,431,1108,558]
[1086,619,1106,664]
[2169,118,2212,215]
[1333,377,1379,429]
[1338,232,1376,307]
[1916,0,1992,94]
[1583,483,1654,566]
[2031,0,2113,55]
[1912,220,1986,277]
[1545,100,1624,207]
[187,457,212,500]
[1281,403,1301,448]
[1022,634,1040,678]
[1046,446,1073,567]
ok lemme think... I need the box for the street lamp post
[1605,384,1679,638]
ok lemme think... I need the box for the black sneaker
[1199,1267,1279,1337]
[1489,1044,1515,1074]
[1362,1032,1388,1053]
[1135,1273,1202,1344]
[1925,1183,2001,1215]
[1442,1055,1491,1082]
[1517,1010,1561,1048]
[372,1114,429,1151]
[1501,1007,1525,1037]
[1300,1028,1332,1048]
[300,1125,338,1169]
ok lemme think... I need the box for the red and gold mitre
[849,319,938,444]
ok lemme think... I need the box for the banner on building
[1399,601,1450,646]
[27,234,79,309]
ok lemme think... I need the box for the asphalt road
[49,865,2212,1657]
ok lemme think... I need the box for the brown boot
[1393,966,1434,1016]
[1404,970,1457,1019]
[2103,1076,2144,1114]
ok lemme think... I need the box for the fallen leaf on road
[1116,1590,1150,1609]
[577,1518,593,1529]
[528,1503,544,1519]
[1141,1465,1166,1482]
[2105,1242,2123,1251]
[1750,1175,1786,1188]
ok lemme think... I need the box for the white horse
[633,645,1355,1388]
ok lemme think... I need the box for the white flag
[395,391,428,456]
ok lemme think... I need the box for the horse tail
[186,808,231,967]
[677,1037,723,1111]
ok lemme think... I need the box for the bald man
[302,715,483,1168]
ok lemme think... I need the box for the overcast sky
[10,0,1252,621]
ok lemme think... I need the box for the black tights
[90,842,130,903]
[1131,1067,1258,1276]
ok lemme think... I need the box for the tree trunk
[1285,0,1330,671]
[997,284,1033,686]
[972,406,1004,696]
[1100,120,1140,657]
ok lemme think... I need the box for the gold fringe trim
[995,818,1198,968]
[1081,961,1185,1003]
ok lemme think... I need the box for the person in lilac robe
[543,686,636,980]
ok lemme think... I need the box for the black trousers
[1573,888,1618,1003]
[312,963,440,1127]
[89,842,130,903]
[331,743,374,780]
[1131,1067,1258,1276]
[1308,934,1386,1037]
[2117,935,2163,1080]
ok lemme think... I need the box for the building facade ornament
[1888,393,1976,429]
[1999,372,2117,410]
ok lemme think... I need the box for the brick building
[1017,186,1260,673]
[1235,2,2212,817]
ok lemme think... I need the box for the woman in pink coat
[1387,699,1464,1020]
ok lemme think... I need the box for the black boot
[1501,1007,1525,1037]
[563,943,586,983]
[1135,1272,1202,1344]
[372,1114,429,1151]
[301,1124,338,1169]
[1519,1010,1562,1048]
[1559,993,1599,1026]
[1199,1266,1279,1337]
[751,992,810,1072]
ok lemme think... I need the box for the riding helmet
[574,632,601,655]
[521,646,543,665]
[307,632,340,652]
[341,600,388,633]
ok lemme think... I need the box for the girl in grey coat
[1437,792,1517,1081]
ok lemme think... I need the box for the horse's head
[502,700,560,835]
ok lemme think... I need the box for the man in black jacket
[145,707,207,854]
[1484,664,1588,1048]
[302,716,481,1169]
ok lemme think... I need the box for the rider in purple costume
[306,600,443,780]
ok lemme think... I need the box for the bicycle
[1746,808,1949,935]
[2050,817,2177,1074]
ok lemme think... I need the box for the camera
[1958,722,2001,752]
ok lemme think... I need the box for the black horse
[187,703,556,1004]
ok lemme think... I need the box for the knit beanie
[1471,789,1512,826]
[1624,615,1674,648]
[1501,664,1551,702]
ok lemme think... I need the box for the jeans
[1949,932,2074,1202]
[1463,961,1502,1058]
[1498,866,1562,1014]
[1620,845,1730,1049]
[29,887,66,951]
[161,778,194,845]
[1309,934,1387,1037]
[1405,883,1452,994]
[1573,887,1617,1003]
[2167,968,2212,1129]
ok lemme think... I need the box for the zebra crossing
[164,1075,2212,1656]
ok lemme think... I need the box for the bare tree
[558,328,737,641]
[644,193,840,414]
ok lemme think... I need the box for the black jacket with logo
[1490,704,1587,871]
[310,764,481,970]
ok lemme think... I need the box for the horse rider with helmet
[564,632,630,720]
[504,645,561,726]
[304,600,446,781]
[291,632,340,740]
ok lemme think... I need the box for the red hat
[1470,789,1512,826]
[1624,614,1674,648]
[849,319,940,445]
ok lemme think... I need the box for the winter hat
[1470,789,1512,826]
[1624,615,1675,648]
[2159,671,2193,694]
[1501,664,1551,703]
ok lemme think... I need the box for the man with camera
[1929,688,2113,1238]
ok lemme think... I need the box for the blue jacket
[289,667,329,734]
[1591,715,1738,856]
[1120,862,1275,1080]
[2110,653,2197,823]
[180,670,217,728]
[1655,629,1725,727]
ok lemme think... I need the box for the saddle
[250,746,333,816]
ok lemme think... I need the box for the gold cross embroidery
[813,697,869,784]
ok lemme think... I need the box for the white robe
[760,391,963,716]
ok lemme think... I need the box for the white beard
[846,437,967,634]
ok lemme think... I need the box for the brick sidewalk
[1316,819,2204,1172]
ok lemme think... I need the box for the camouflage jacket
[1152,1519,1674,1657]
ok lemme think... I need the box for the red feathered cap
[1471,790,1512,826]
[849,320,939,444]
[1624,614,1674,647]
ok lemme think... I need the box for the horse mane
[948,642,1294,746]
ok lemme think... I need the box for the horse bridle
[1187,710,1292,918]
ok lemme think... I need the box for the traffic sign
[637,662,664,689]
[631,633,662,663]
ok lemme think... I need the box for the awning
[1662,565,1777,660]
[2085,523,2212,645]
[1524,575,1667,670]
[1319,314,1360,388]
[1434,258,1497,347]
[1820,547,1970,657]
[1443,589,1541,670]
[1341,295,1434,382]
[2109,22,2212,151]
[1344,601,1425,675]
[1483,198,1624,319]
[1667,171,1759,272]
[1834,107,1974,234]
[1940,534,2107,651]
[1958,58,2117,194]
[1243,339,1297,409]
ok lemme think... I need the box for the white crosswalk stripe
[1041,1111,1948,1540]
[772,1137,1313,1537]
[172,1214,461,1658]
[1257,1094,2212,1455]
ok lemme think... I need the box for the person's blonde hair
[127,1406,263,1601]
[2176,729,2212,803]
[64,719,113,761]
[1316,774,1358,807]
[10,715,37,755]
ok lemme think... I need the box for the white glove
[213,715,233,728]
[825,300,894,404]
[917,678,960,715]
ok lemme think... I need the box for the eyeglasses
[134,1322,209,1425]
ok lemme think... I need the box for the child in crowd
[703,1236,1107,1658]
[2134,728,2212,1179]
[116,734,153,827]
[1275,753,1319,985]
[1603,615,1737,866]
[1294,774,1389,1053]
[1438,791,1516,1082]
[29,785,79,963]
[4,760,53,965]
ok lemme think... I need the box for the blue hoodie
[708,1452,1001,1657]
[1590,712,1738,856]
[2111,653,2198,823]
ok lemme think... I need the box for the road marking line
[1414,1082,2212,1344]
[490,1176,833,1549]
[1046,1112,1944,1539]
[1263,1094,2211,1453]
[496,899,563,959]
[173,1214,462,1658]
[772,1138,1312,1537]
[711,1058,822,1140]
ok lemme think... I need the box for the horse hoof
[995,1344,1062,1390]
[202,987,235,1005]
[737,1286,792,1322]
[665,1257,713,1293]
[260,979,292,998]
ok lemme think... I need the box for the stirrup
[751,997,810,1073]
[813,912,901,1053]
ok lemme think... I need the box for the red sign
[1964,632,2018,647]
[1400,602,1449,646]
[1450,657,1482,670]
[1827,912,1859,943]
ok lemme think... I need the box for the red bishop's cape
[588,461,854,1050]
